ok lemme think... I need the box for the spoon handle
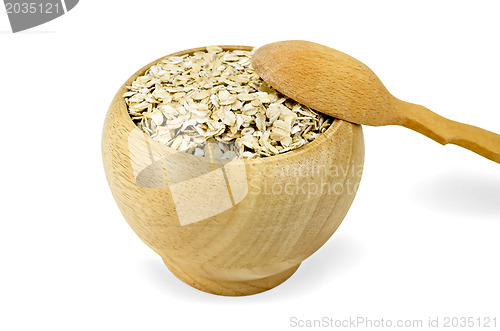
[398,101,500,163]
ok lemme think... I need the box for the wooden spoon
[252,40,500,163]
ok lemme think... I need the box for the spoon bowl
[253,40,400,126]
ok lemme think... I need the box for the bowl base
[162,258,300,296]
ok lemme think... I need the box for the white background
[1,1,499,330]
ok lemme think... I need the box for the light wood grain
[252,40,500,163]
[102,46,364,296]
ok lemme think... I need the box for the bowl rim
[113,45,352,165]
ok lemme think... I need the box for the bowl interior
[116,45,344,166]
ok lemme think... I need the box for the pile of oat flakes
[124,46,332,159]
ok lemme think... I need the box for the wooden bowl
[102,46,365,296]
